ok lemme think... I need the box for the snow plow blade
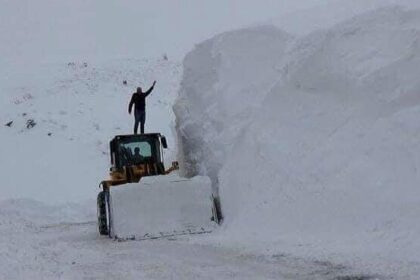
[108,175,216,239]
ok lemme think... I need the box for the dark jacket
[128,86,154,113]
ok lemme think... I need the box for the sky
[1,0,419,74]
[0,0,354,66]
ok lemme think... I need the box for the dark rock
[26,119,36,129]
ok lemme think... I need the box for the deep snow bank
[174,25,293,186]
[174,6,420,268]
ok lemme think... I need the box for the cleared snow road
[1,210,379,280]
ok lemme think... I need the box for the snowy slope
[1,59,181,203]
[175,6,420,278]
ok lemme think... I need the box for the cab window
[119,140,153,165]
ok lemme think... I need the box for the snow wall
[174,25,293,186]
[174,7,420,260]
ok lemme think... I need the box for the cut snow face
[174,25,293,185]
[174,6,420,273]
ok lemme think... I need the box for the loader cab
[110,133,167,170]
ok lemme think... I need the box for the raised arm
[128,94,135,114]
[144,81,156,97]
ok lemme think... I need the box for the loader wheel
[211,195,223,224]
[97,191,109,235]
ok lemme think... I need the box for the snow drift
[174,6,420,268]
[174,25,293,186]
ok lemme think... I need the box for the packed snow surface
[175,6,420,277]
[1,199,377,280]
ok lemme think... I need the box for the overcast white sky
[1,0,419,68]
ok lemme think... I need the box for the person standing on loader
[128,81,156,134]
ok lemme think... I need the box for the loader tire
[211,195,223,224]
[97,191,109,235]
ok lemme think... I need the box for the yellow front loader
[97,133,220,238]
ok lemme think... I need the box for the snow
[175,6,420,279]
[110,175,215,238]
[2,1,420,279]
[0,202,372,280]
[0,59,181,203]
[174,25,293,184]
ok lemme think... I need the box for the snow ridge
[174,7,420,277]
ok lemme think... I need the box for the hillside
[1,59,181,202]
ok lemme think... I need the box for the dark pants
[134,110,146,134]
